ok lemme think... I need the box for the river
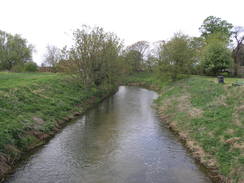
[5,86,211,183]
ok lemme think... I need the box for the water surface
[5,86,211,183]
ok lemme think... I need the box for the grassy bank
[125,73,244,183]
[0,72,117,181]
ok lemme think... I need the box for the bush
[11,64,26,72]
[24,62,38,72]
[11,62,38,72]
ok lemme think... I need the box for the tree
[0,30,33,70]
[158,33,195,80]
[201,38,232,75]
[144,54,158,72]
[0,31,8,70]
[123,49,142,72]
[125,41,149,72]
[67,25,123,87]
[232,26,244,76]
[199,16,233,42]
[43,45,61,67]
[143,41,164,72]
[127,41,149,56]
[190,37,205,61]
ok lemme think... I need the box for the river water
[5,86,211,183]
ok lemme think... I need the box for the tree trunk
[233,50,240,76]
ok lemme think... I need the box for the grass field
[125,73,244,183]
[0,72,60,89]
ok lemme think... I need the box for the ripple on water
[5,86,211,183]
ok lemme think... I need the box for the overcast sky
[1,0,243,65]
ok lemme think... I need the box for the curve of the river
[5,86,211,183]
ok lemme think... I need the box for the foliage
[24,62,38,72]
[199,16,233,42]
[201,37,233,75]
[11,64,26,72]
[123,49,142,72]
[144,55,158,72]
[158,33,196,80]
[66,25,123,87]
[188,37,206,74]
[125,41,149,72]
[11,62,38,72]
[0,30,33,70]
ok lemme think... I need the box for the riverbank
[0,72,117,182]
[124,73,244,183]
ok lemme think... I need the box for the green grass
[126,73,244,183]
[0,72,60,89]
[122,72,168,88]
[0,72,115,163]
[200,75,244,85]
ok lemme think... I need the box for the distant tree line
[2,15,243,86]
[43,16,244,85]
[122,16,244,79]
[0,30,37,72]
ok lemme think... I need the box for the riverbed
[5,86,211,183]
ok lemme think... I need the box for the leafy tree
[114,55,132,75]
[67,25,123,87]
[158,33,195,80]
[188,37,206,74]
[125,41,149,72]
[0,31,8,70]
[199,16,233,42]
[201,38,232,75]
[123,49,142,72]
[0,30,33,70]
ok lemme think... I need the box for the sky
[0,0,243,65]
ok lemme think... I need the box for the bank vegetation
[0,16,244,182]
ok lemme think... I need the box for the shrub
[11,62,38,72]
[11,64,25,72]
[24,62,38,72]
